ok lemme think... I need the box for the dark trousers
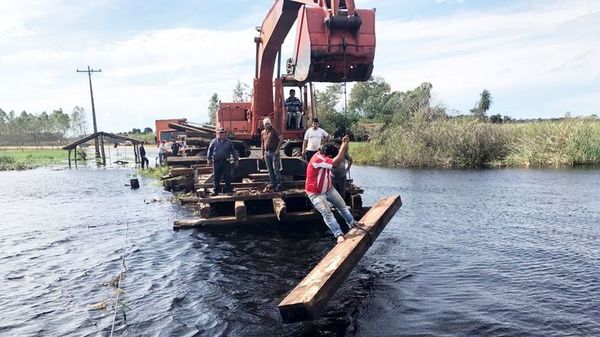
[305,150,318,162]
[141,155,149,169]
[213,160,232,193]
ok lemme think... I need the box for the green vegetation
[351,118,600,168]
[313,76,600,168]
[137,166,170,179]
[0,148,68,170]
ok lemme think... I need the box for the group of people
[158,140,184,166]
[138,139,185,169]
[209,112,356,244]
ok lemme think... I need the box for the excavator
[217,0,376,156]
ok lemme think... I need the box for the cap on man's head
[263,117,272,126]
[217,127,225,133]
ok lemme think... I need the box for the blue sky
[1,0,598,132]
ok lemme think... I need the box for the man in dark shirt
[171,141,181,156]
[139,144,149,169]
[207,128,239,195]
[285,89,302,129]
[261,117,283,191]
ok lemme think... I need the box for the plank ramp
[278,194,402,323]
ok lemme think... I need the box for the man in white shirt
[302,118,329,162]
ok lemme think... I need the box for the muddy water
[1,164,599,336]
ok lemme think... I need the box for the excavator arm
[218,0,375,144]
[252,0,375,117]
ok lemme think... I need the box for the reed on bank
[350,118,600,168]
[0,148,67,170]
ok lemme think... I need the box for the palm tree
[471,89,492,119]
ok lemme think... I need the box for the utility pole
[77,66,102,160]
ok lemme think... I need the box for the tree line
[0,106,88,146]
[206,77,509,139]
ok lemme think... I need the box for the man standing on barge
[208,127,239,196]
[261,117,283,192]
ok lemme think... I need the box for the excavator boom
[217,0,375,147]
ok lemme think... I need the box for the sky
[0,0,598,132]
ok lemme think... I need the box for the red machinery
[217,0,375,156]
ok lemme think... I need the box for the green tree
[208,93,219,124]
[232,81,251,102]
[143,127,153,134]
[50,109,70,135]
[348,76,391,118]
[471,89,492,120]
[316,84,359,137]
[70,106,88,137]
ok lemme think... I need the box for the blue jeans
[308,188,356,238]
[264,150,281,188]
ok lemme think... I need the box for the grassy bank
[350,118,600,168]
[137,166,170,179]
[0,148,68,171]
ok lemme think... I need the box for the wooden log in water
[272,198,286,221]
[195,180,305,190]
[235,200,247,221]
[173,210,320,229]
[198,202,211,218]
[278,194,402,323]
[196,189,306,203]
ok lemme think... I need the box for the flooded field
[1,164,599,336]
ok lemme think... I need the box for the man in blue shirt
[207,128,239,195]
[285,89,303,129]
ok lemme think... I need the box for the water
[1,164,599,336]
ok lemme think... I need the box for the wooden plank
[235,200,247,221]
[196,189,307,203]
[195,180,305,189]
[170,167,194,177]
[272,198,286,221]
[198,202,211,218]
[172,210,320,229]
[173,213,276,229]
[166,156,207,166]
[248,173,271,182]
[278,195,403,323]
[178,196,199,205]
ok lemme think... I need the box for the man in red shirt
[305,135,358,243]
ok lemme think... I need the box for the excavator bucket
[288,2,375,83]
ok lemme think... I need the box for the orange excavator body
[217,0,375,149]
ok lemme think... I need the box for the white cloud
[372,0,600,116]
[1,0,599,131]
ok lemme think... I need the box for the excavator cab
[287,0,375,83]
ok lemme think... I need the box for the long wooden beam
[173,210,319,229]
[196,188,307,203]
[278,194,402,323]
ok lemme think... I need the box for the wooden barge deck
[160,122,402,322]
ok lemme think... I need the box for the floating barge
[169,156,367,229]
[160,121,402,322]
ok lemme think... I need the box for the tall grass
[351,118,600,168]
[0,148,67,170]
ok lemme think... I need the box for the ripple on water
[1,167,600,336]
